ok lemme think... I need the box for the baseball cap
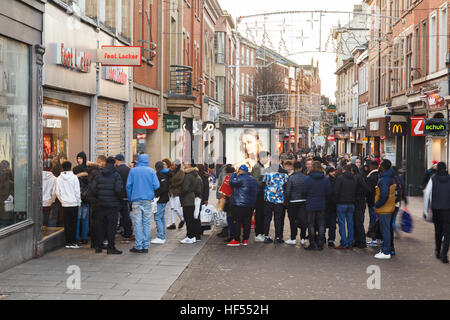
[239,165,249,173]
[115,154,125,161]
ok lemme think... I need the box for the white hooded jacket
[43,171,57,207]
[55,171,81,207]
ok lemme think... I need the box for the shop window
[0,36,30,230]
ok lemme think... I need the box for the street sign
[327,135,336,142]
[411,117,426,136]
[424,118,447,137]
[327,105,337,112]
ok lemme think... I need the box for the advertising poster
[225,127,271,172]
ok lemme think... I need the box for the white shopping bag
[194,197,202,219]
[213,210,228,228]
[200,205,216,225]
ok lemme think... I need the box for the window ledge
[0,219,34,240]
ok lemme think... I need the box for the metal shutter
[96,99,125,157]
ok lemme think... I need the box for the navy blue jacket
[431,172,450,210]
[301,171,332,212]
[90,163,123,208]
[229,172,258,208]
[375,168,396,209]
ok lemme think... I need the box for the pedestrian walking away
[227,165,258,246]
[301,161,332,250]
[424,162,450,264]
[90,157,124,255]
[55,161,81,249]
[126,154,160,253]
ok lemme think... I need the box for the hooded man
[179,163,202,244]
[90,157,123,254]
[126,154,160,253]
[73,152,90,245]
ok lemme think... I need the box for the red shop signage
[327,135,336,142]
[426,92,446,112]
[133,108,158,129]
[411,117,427,136]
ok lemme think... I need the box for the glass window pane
[119,0,131,40]
[104,0,117,31]
[85,0,98,20]
[0,36,29,229]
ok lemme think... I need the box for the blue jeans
[368,206,377,241]
[378,214,392,254]
[130,200,153,250]
[337,204,355,247]
[392,206,400,231]
[76,203,89,241]
[154,203,167,240]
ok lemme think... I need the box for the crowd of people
[42,153,211,254]
[41,148,449,264]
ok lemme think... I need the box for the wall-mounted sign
[136,133,146,140]
[327,105,337,112]
[411,117,426,136]
[290,127,295,135]
[133,108,158,129]
[369,137,375,142]
[424,118,447,137]
[370,121,379,131]
[203,121,215,132]
[102,66,127,84]
[390,122,406,136]
[337,113,346,123]
[426,92,446,112]
[380,136,387,141]
[98,46,142,66]
[327,135,336,142]
[164,114,180,132]
[54,43,92,73]
[362,137,368,143]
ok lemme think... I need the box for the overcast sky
[221,0,364,101]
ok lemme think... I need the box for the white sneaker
[285,239,297,245]
[180,237,196,244]
[151,238,166,244]
[374,252,391,259]
[70,244,80,249]
[367,240,378,247]
[255,234,265,242]
[300,239,306,245]
[65,245,71,249]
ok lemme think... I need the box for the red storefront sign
[411,117,426,136]
[104,66,127,84]
[55,43,92,73]
[133,108,158,129]
[327,135,336,142]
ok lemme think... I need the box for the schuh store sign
[424,118,447,137]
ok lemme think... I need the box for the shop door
[96,99,126,157]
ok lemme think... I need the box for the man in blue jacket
[227,165,258,247]
[126,154,160,253]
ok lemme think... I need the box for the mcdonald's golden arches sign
[390,122,406,136]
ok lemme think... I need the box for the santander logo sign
[134,108,158,129]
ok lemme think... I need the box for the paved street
[1,195,449,300]
[163,197,450,300]
[0,224,209,300]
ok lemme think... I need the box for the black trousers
[183,206,202,239]
[353,206,366,246]
[264,202,285,239]
[433,209,450,257]
[254,192,265,236]
[119,200,133,238]
[232,205,253,241]
[307,210,326,248]
[63,206,78,245]
[287,202,307,240]
[326,210,337,242]
[96,207,119,249]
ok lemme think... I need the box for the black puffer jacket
[286,171,307,202]
[334,171,357,205]
[354,173,369,211]
[90,163,123,208]
[366,170,379,207]
[116,164,130,200]
[156,169,171,204]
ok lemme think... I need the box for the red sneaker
[241,240,248,246]
[227,240,240,247]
